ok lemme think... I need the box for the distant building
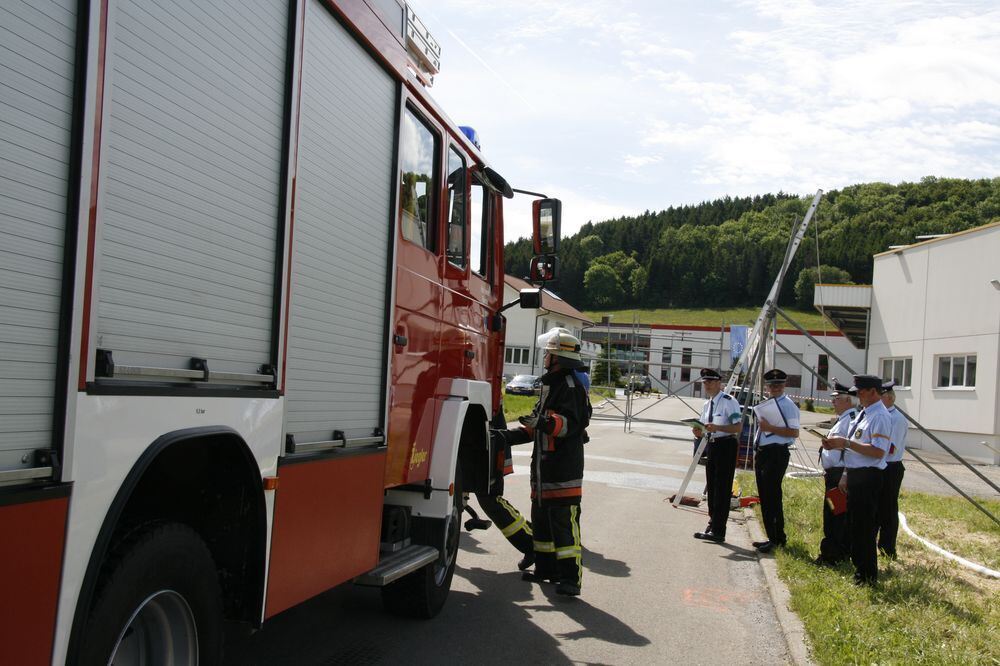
[581,321,863,401]
[502,276,596,378]
[817,221,1000,464]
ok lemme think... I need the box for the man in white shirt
[815,382,856,566]
[752,369,800,554]
[877,381,908,559]
[823,374,891,586]
[692,368,743,543]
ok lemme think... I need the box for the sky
[405,0,1000,242]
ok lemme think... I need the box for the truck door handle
[393,334,408,347]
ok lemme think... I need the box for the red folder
[825,487,847,515]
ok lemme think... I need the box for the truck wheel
[79,522,223,665]
[381,464,462,618]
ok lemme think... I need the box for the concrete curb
[742,507,814,666]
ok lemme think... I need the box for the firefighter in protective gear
[466,409,535,569]
[504,328,592,597]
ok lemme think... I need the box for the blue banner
[730,325,749,367]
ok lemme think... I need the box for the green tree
[591,347,622,387]
[579,234,604,263]
[630,265,649,301]
[583,263,623,307]
[794,265,853,309]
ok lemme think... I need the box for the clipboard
[751,398,783,424]
[825,487,847,515]
[681,418,707,430]
[804,427,828,440]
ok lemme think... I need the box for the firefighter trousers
[531,502,583,588]
[475,493,533,555]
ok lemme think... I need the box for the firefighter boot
[556,581,581,596]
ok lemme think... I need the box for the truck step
[354,545,439,586]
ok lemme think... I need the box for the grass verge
[738,471,1000,665]
[502,390,614,423]
[582,306,833,330]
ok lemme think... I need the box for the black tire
[79,522,224,665]
[381,463,462,619]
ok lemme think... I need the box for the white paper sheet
[752,398,784,425]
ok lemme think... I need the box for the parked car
[505,374,541,395]
[626,374,652,395]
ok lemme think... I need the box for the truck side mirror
[529,255,558,283]
[532,198,561,255]
[518,288,542,309]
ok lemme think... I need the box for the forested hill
[504,177,999,310]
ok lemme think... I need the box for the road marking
[512,450,690,473]
[511,465,683,493]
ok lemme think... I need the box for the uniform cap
[852,374,883,390]
[763,368,787,384]
[880,380,896,394]
[829,380,856,397]
[697,368,722,382]
[536,327,585,369]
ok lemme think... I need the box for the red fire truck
[0,1,562,662]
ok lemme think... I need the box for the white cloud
[623,154,663,168]
[408,0,1000,225]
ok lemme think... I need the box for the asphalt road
[225,402,791,665]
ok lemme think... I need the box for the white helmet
[536,327,584,369]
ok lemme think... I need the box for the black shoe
[517,552,535,571]
[556,582,581,596]
[752,540,769,548]
[755,541,774,553]
[522,570,556,584]
[694,531,725,542]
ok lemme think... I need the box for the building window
[816,354,829,391]
[880,356,912,389]
[662,346,671,364]
[505,347,530,365]
[936,354,976,388]
[680,348,692,382]
[660,367,669,380]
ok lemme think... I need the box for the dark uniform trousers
[705,437,738,538]
[877,461,905,556]
[531,502,582,587]
[847,467,883,584]
[819,467,850,562]
[755,445,790,545]
[475,493,533,555]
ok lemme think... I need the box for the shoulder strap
[775,396,791,429]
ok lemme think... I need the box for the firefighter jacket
[506,367,592,505]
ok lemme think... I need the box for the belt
[710,436,737,443]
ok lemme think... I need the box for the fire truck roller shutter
[94,1,289,376]
[0,0,77,473]
[283,0,396,443]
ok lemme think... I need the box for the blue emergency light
[459,126,480,150]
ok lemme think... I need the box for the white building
[864,222,1000,464]
[586,323,864,401]
[502,276,596,378]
